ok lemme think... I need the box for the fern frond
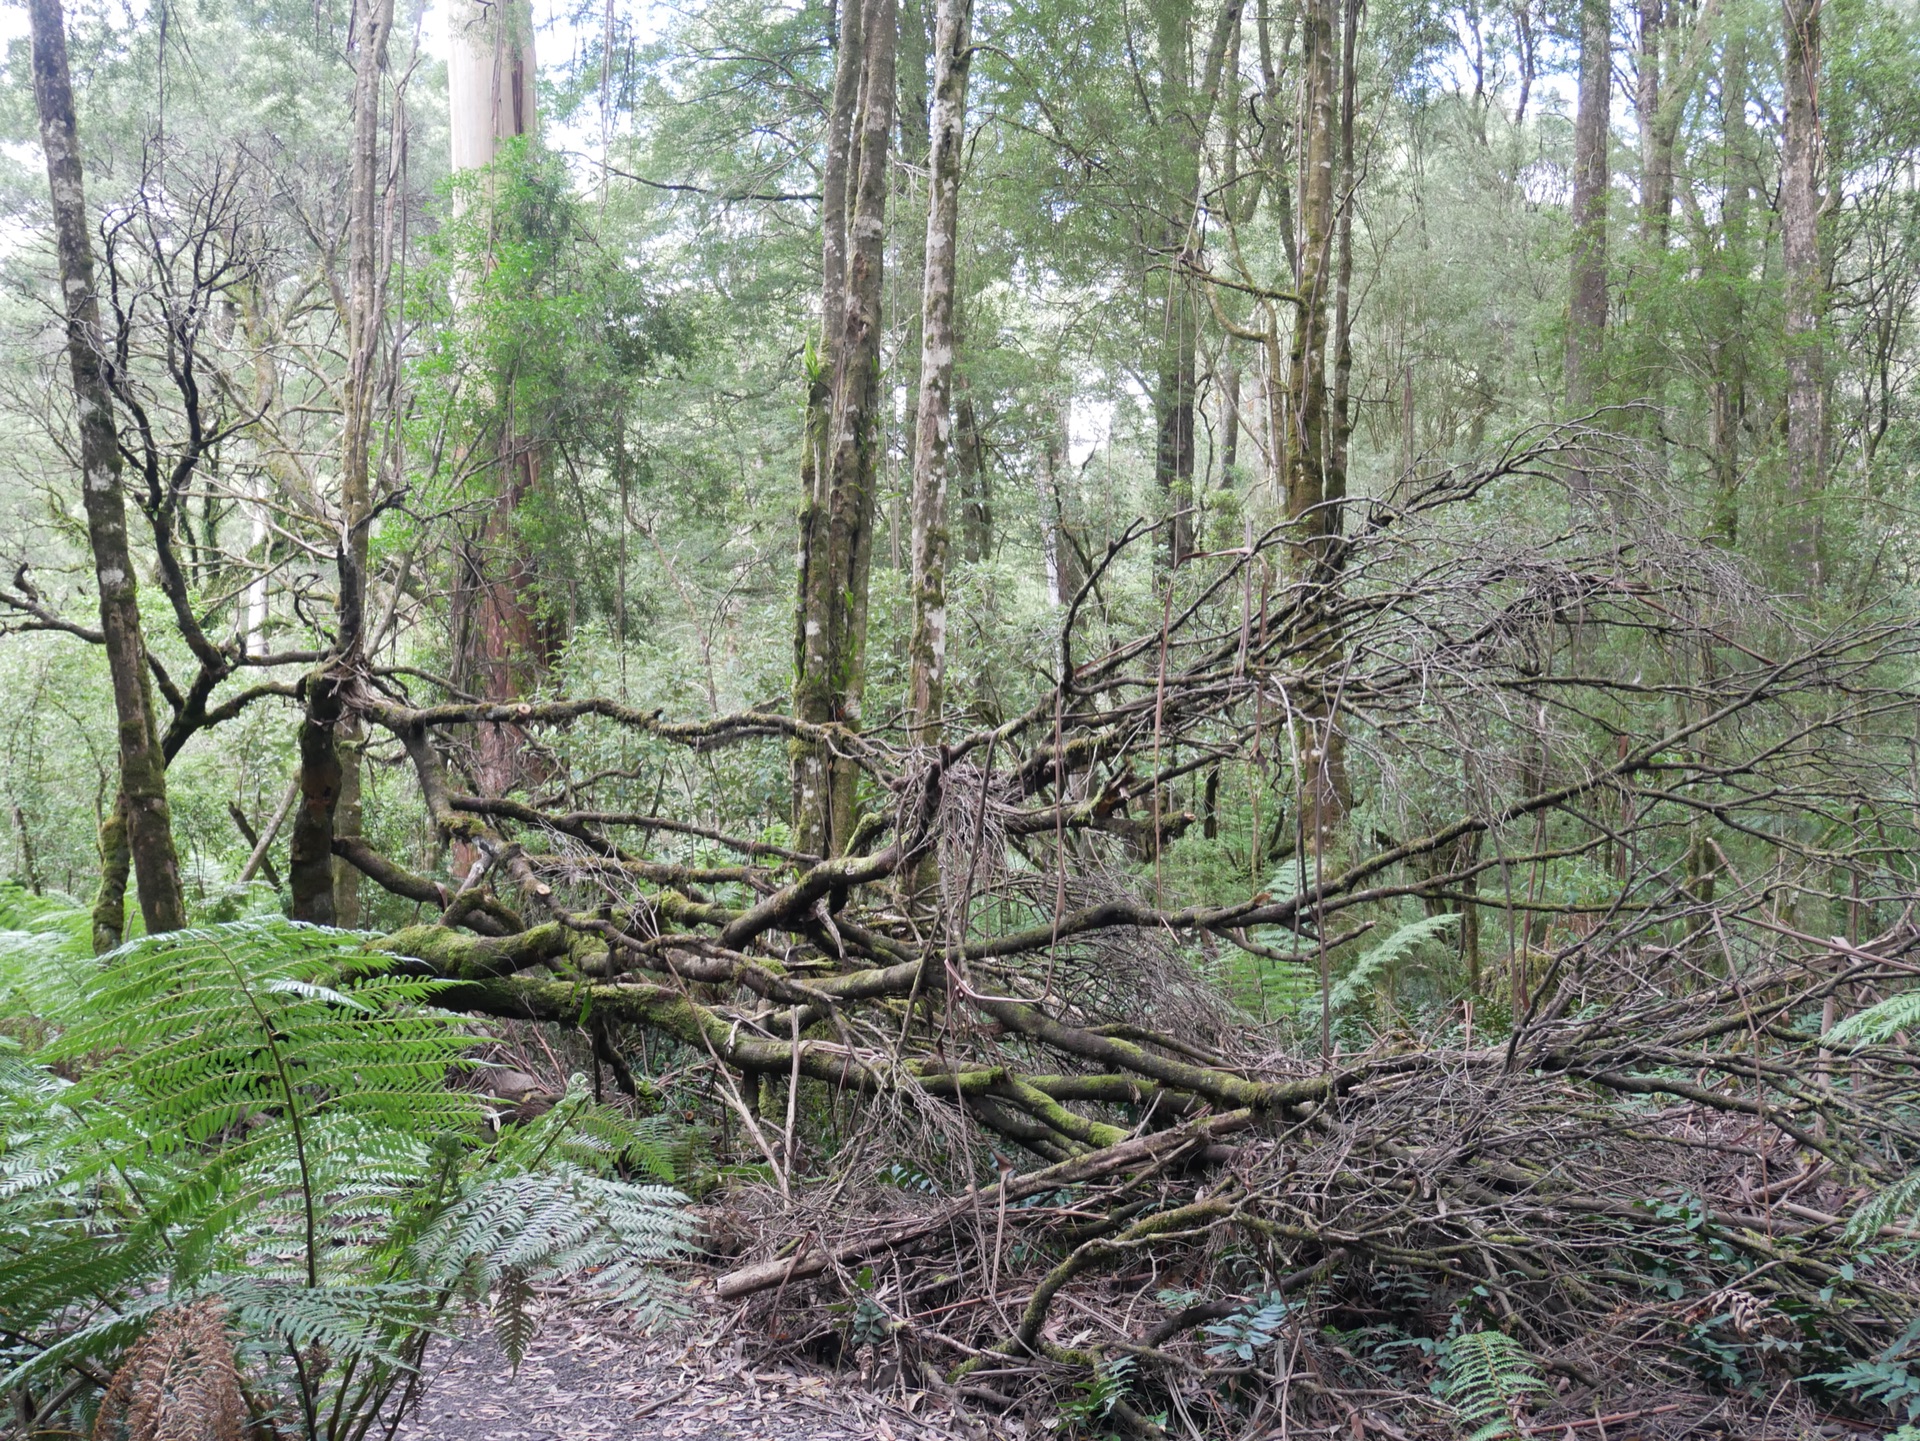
[1331,913,1460,1013]
[0,884,94,1022]
[0,911,692,1435]
[1436,1329,1553,1441]
[1846,1168,1920,1243]
[1828,988,1920,1046]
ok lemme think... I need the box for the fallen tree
[319,438,1920,1434]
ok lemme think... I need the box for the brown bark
[290,670,346,925]
[1634,0,1673,244]
[793,0,866,856]
[794,0,898,856]
[1153,1,1244,569]
[1327,0,1359,522]
[1153,0,1199,570]
[1282,0,1349,848]
[29,0,187,943]
[1221,358,1242,485]
[1566,0,1611,426]
[1780,0,1825,586]
[1037,409,1084,606]
[906,0,974,748]
[447,0,551,800]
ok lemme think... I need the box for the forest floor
[393,1292,989,1441]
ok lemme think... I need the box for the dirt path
[394,1303,994,1441]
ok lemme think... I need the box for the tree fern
[1435,1329,1553,1441]
[0,884,94,1022]
[0,915,693,1438]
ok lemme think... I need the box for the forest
[2,0,1920,1434]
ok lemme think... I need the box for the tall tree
[447,0,552,798]
[794,0,899,856]
[1153,0,1246,568]
[1154,0,1201,569]
[1567,0,1611,431]
[1707,19,1754,542]
[906,0,975,751]
[290,0,395,925]
[1780,0,1825,584]
[1284,0,1338,564]
[28,0,187,948]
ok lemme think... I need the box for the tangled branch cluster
[336,437,1920,1436]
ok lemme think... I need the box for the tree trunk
[29,0,187,944]
[1566,0,1610,429]
[1634,0,1674,244]
[1780,0,1825,587]
[1284,0,1336,562]
[894,0,932,575]
[1037,409,1083,606]
[1154,0,1199,569]
[955,387,991,562]
[1708,24,1751,544]
[1221,358,1241,486]
[91,797,131,953]
[447,0,550,801]
[906,0,973,749]
[1282,0,1349,849]
[292,0,393,924]
[289,670,346,925]
[1153,0,1243,569]
[794,0,898,857]
[1327,0,1359,523]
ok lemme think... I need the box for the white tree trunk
[447,0,538,173]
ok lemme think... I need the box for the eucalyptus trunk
[29,0,187,946]
[447,0,551,801]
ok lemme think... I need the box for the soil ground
[393,1297,991,1441]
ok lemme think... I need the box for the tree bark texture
[29,0,187,942]
[1284,0,1337,564]
[447,0,552,800]
[1780,0,1825,586]
[906,0,974,748]
[1566,0,1610,421]
[1708,23,1752,543]
[794,0,898,857]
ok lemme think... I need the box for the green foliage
[1329,912,1462,1015]
[1809,1318,1920,1424]
[0,885,94,1022]
[1827,991,1920,1239]
[1433,1329,1552,1441]
[0,909,691,1437]
[1057,1353,1136,1436]
[1827,988,1920,1046]
[1202,1292,1300,1361]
